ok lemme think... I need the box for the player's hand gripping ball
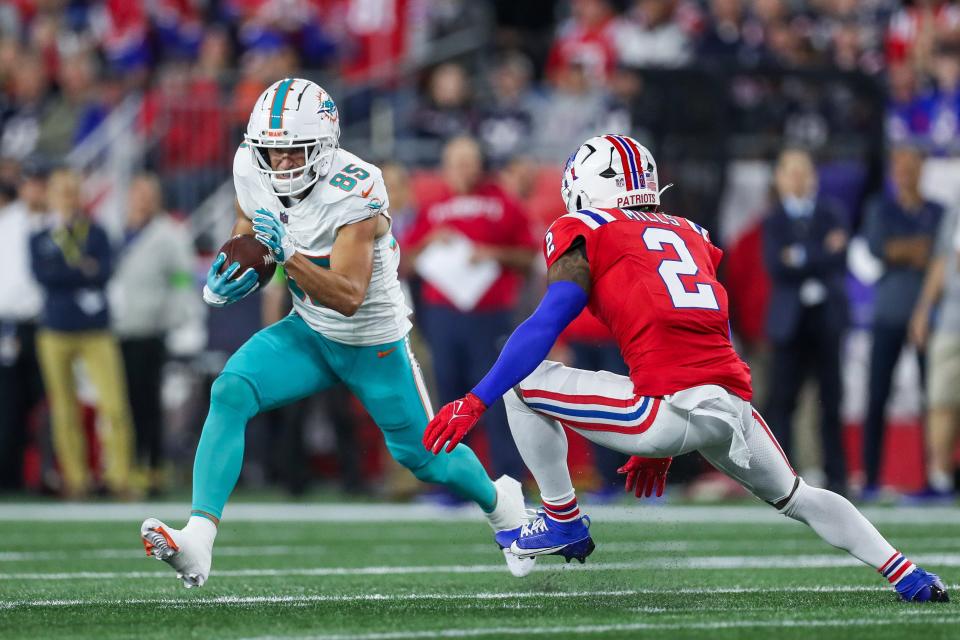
[618,456,672,498]
[423,393,487,454]
[202,235,276,307]
[252,208,299,263]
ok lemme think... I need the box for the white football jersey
[233,144,412,346]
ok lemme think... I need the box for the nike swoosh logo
[450,400,470,422]
[377,347,396,358]
[360,184,373,198]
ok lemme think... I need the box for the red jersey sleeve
[707,242,724,274]
[680,216,724,274]
[543,215,592,269]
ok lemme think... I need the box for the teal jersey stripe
[287,256,330,302]
[270,78,294,129]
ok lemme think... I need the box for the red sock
[542,494,580,522]
[879,551,916,585]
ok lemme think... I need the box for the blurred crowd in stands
[1,0,960,505]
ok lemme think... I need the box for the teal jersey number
[330,164,371,191]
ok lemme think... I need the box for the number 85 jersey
[544,207,752,401]
[234,145,412,346]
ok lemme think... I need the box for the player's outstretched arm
[283,217,377,317]
[423,242,591,454]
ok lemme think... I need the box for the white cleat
[486,476,538,578]
[141,517,215,589]
[502,547,537,578]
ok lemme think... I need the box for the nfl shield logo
[279,211,288,224]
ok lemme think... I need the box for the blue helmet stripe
[613,135,642,189]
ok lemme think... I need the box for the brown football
[218,234,277,288]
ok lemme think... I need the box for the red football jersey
[544,208,752,401]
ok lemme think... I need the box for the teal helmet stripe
[269,78,295,129]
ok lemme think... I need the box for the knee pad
[210,372,259,417]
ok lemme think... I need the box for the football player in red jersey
[423,135,948,602]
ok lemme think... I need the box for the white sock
[929,470,954,493]
[781,480,904,572]
[184,515,218,548]
[503,390,575,501]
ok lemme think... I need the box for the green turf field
[0,504,958,639]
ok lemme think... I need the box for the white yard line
[0,585,937,610]
[2,554,959,581]
[0,545,324,562]
[236,617,960,640]
[1,503,959,524]
[6,537,960,563]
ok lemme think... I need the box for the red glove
[423,393,487,454]
[618,456,672,498]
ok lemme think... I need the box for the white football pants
[504,360,901,571]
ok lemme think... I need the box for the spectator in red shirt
[141,61,227,215]
[545,0,619,83]
[404,136,537,480]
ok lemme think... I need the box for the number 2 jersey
[233,144,411,346]
[544,207,752,401]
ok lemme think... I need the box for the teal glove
[252,208,298,264]
[202,253,259,307]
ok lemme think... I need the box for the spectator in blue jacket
[762,148,850,495]
[31,168,134,499]
[861,146,943,500]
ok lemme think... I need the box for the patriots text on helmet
[616,193,659,208]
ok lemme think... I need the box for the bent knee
[411,459,447,484]
[210,372,260,417]
[395,447,459,484]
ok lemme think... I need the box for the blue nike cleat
[895,567,950,603]
[506,515,595,563]
[900,486,955,506]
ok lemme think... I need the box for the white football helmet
[561,135,664,213]
[245,78,340,197]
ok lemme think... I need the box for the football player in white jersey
[140,78,532,587]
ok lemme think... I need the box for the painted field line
[0,545,321,562]
[2,503,960,524]
[6,537,960,563]
[1,585,941,610]
[237,617,960,640]
[2,554,960,581]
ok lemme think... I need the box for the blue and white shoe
[895,567,950,603]
[502,514,595,563]
[484,476,538,578]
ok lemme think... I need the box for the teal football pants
[191,312,497,519]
